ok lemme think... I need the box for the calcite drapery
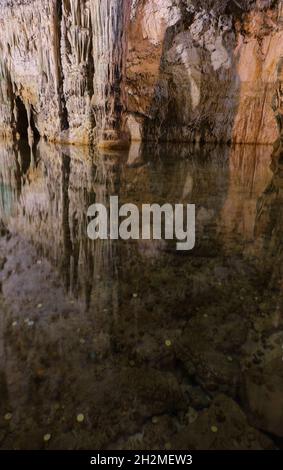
[91,0,131,148]
[0,0,131,147]
[0,0,283,146]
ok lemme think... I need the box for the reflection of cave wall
[219,144,273,253]
[1,137,281,339]
[253,40,283,286]
[253,145,283,288]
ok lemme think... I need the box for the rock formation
[0,0,131,147]
[0,0,283,146]
[127,0,283,144]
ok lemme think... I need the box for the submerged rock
[176,319,243,395]
[172,394,274,450]
[244,357,283,437]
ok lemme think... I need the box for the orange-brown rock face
[127,0,283,144]
[0,0,283,146]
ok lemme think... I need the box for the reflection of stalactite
[83,150,122,316]
[61,152,72,289]
[0,141,122,314]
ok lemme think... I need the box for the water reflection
[1,140,232,306]
[0,139,282,450]
[255,140,283,287]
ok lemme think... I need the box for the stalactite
[51,0,69,131]
[91,0,131,148]
[0,0,281,146]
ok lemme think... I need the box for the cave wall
[0,0,283,146]
[127,0,283,144]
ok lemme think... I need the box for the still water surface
[0,140,282,449]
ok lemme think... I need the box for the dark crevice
[30,108,40,141]
[15,96,29,140]
[56,0,69,132]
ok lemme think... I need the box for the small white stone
[77,414,85,423]
[211,425,218,433]
[4,413,12,421]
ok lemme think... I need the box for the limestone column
[91,0,131,149]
